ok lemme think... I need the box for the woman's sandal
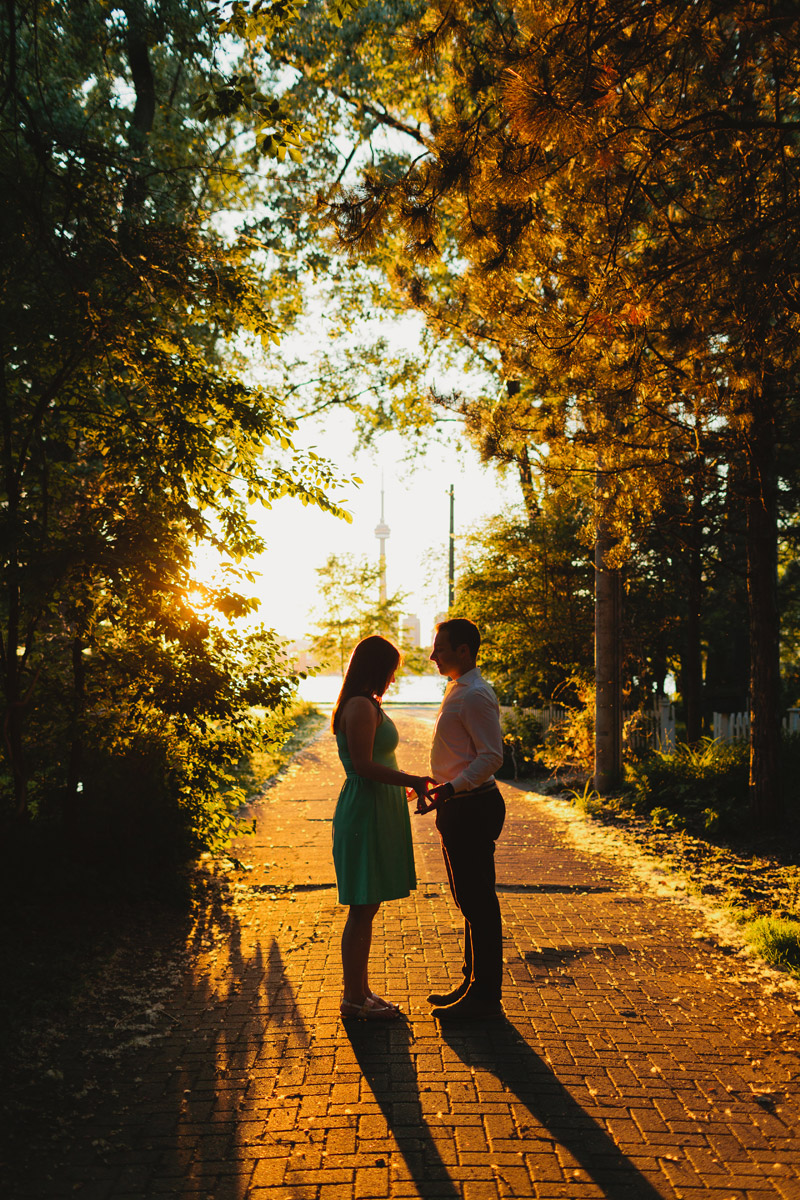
[340,996,401,1021]
[367,990,399,1011]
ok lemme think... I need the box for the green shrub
[650,805,682,830]
[538,677,595,774]
[64,700,324,872]
[499,708,548,778]
[744,916,800,977]
[0,622,307,899]
[499,683,596,779]
[233,700,325,796]
[623,738,749,833]
[16,711,263,895]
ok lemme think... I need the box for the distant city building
[285,639,320,674]
[400,614,421,648]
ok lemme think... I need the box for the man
[426,618,505,1019]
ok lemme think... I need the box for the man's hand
[414,781,455,814]
[405,776,436,812]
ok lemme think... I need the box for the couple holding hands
[332,618,506,1022]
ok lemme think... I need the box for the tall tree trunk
[4,671,27,817]
[0,336,27,817]
[516,444,539,521]
[64,634,87,834]
[121,2,157,221]
[594,503,622,793]
[746,381,782,823]
[684,462,704,743]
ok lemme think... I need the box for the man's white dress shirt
[430,667,504,794]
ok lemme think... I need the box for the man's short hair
[437,618,480,659]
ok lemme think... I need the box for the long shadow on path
[344,1020,461,1200]
[440,1018,667,1200]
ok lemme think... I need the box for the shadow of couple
[344,1013,665,1199]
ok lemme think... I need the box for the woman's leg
[341,902,380,1005]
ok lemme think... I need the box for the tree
[456,495,594,705]
[487,0,800,819]
[238,0,722,781]
[397,632,436,676]
[210,1,800,820]
[311,0,800,820]
[309,552,405,672]
[0,0,352,836]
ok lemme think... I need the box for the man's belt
[454,780,498,799]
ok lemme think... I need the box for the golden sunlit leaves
[0,0,362,836]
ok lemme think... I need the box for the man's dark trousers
[435,785,506,1002]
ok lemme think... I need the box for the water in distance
[298,673,446,707]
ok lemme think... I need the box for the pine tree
[215,0,800,818]
[319,0,800,819]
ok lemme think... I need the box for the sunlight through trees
[4,0,800,866]
[236,0,800,820]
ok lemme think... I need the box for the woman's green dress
[333,711,417,905]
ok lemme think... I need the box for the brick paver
[5,710,800,1199]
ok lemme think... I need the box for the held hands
[405,776,435,812]
[408,780,455,815]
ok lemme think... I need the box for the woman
[332,635,432,1020]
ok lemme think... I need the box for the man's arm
[449,688,504,793]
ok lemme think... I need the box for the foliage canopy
[0,0,353,861]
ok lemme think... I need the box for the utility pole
[448,484,455,610]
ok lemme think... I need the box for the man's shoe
[427,981,469,1006]
[431,994,504,1020]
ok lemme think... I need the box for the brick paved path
[7,711,800,1199]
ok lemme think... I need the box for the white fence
[624,699,676,753]
[502,705,568,736]
[505,703,800,754]
[713,708,800,743]
[502,698,676,754]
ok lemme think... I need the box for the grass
[234,700,326,800]
[567,780,604,817]
[545,740,800,983]
[743,916,800,978]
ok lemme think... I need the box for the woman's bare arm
[342,697,432,795]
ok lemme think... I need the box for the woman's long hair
[331,636,402,732]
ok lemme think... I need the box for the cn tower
[374,478,390,603]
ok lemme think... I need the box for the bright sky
[211,406,521,646]
[184,37,525,648]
